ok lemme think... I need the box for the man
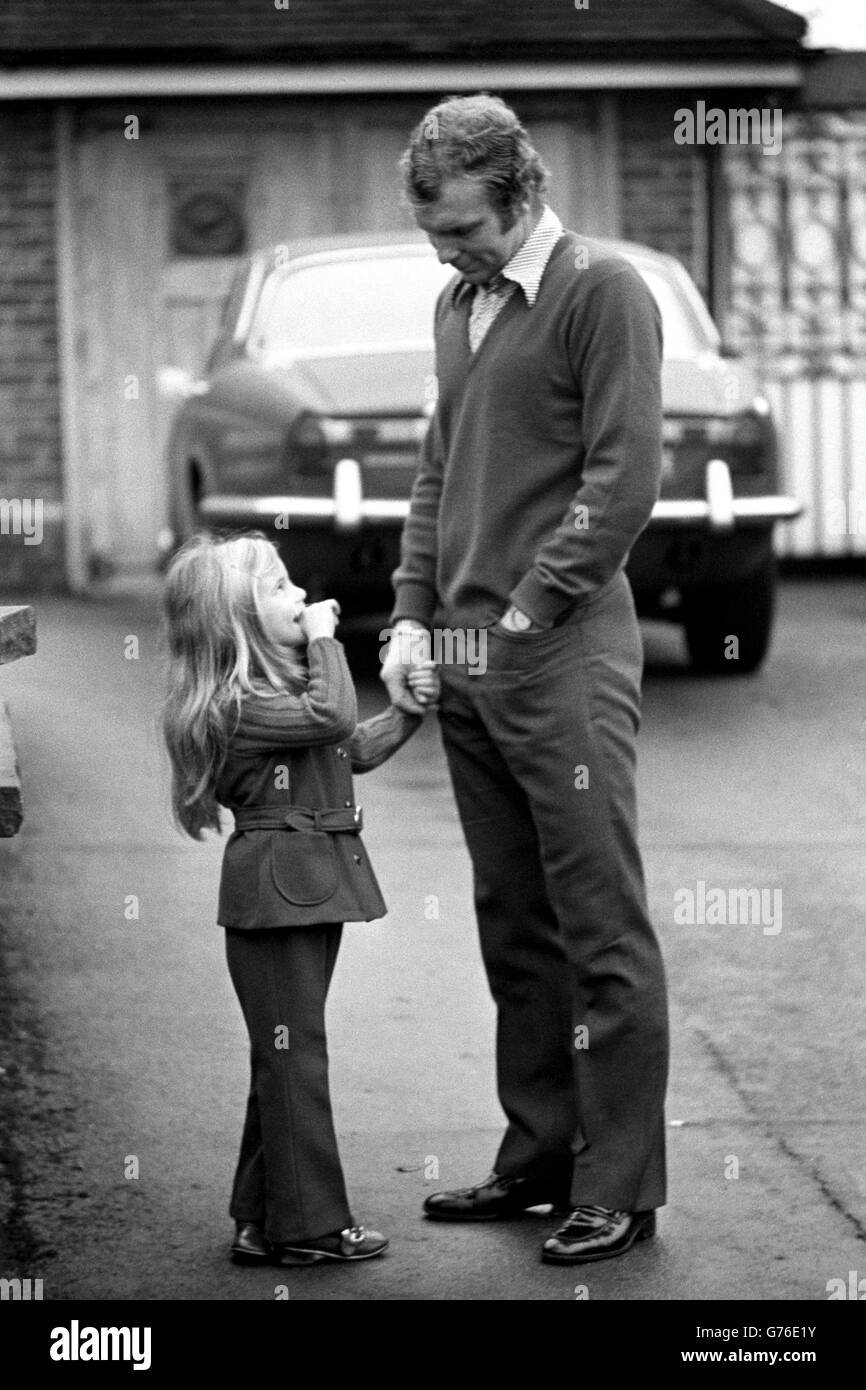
[381,94,669,1265]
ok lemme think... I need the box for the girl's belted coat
[214,636,421,929]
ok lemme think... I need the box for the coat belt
[232,804,363,833]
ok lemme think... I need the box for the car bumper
[196,457,803,533]
[652,458,802,530]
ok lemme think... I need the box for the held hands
[299,599,341,642]
[406,659,440,710]
[380,607,540,715]
[301,607,441,711]
[381,621,435,716]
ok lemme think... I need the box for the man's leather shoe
[273,1225,389,1265]
[541,1205,656,1263]
[230,1221,271,1263]
[423,1172,570,1222]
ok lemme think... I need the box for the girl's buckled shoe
[274,1225,389,1264]
[231,1221,271,1263]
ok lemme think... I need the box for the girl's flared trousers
[224,923,352,1243]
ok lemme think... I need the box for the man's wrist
[509,576,569,629]
[384,619,431,665]
[390,581,437,631]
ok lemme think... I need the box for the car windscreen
[250,254,455,354]
[251,250,708,360]
[626,261,708,359]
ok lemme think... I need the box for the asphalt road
[0,577,864,1302]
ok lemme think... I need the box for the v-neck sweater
[391,230,664,631]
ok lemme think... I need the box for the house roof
[0,0,808,66]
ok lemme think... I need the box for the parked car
[160,233,801,673]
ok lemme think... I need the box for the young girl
[162,532,438,1266]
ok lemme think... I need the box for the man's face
[413,177,531,286]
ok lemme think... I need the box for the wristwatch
[508,607,533,631]
[500,605,541,633]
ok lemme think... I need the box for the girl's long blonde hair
[162,532,307,839]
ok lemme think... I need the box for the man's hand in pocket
[496,605,544,634]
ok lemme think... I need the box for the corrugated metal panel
[768,376,866,557]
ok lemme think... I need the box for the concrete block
[0,697,22,836]
[0,605,36,665]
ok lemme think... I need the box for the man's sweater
[391,230,664,631]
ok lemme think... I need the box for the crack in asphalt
[695,1027,866,1245]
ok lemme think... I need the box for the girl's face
[256,563,308,648]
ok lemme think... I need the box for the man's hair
[400,94,550,228]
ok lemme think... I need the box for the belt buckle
[353,805,362,829]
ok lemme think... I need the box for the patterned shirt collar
[452,205,564,308]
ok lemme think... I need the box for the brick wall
[619,93,706,297]
[0,103,65,593]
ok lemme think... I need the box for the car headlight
[704,414,763,449]
[711,408,775,477]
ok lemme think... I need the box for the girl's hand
[406,660,440,710]
[299,599,340,642]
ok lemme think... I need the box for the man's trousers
[224,924,353,1243]
[437,570,669,1211]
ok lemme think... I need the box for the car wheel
[681,555,776,675]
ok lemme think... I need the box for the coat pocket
[269,830,338,906]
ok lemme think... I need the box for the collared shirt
[459,205,564,352]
